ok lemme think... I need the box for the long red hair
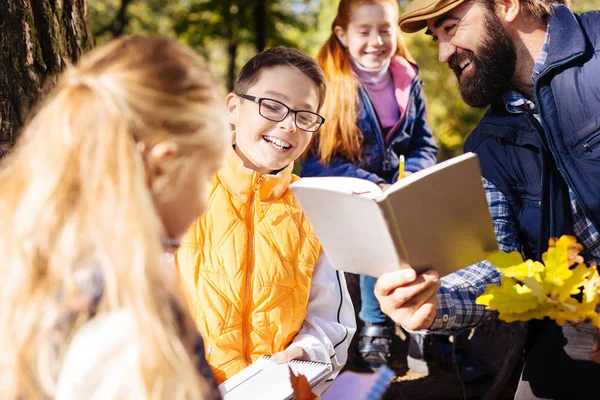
[313,0,415,164]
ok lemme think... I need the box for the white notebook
[218,355,332,400]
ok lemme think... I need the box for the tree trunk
[93,0,132,38]
[226,41,237,92]
[0,0,93,155]
[254,0,267,52]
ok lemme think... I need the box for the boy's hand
[271,347,309,363]
[374,268,441,331]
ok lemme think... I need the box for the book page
[291,152,496,279]
[219,357,332,400]
[379,152,497,277]
[220,362,295,400]
[289,176,382,199]
[219,357,272,394]
[378,152,479,201]
[290,186,402,278]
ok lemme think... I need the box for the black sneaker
[357,323,394,370]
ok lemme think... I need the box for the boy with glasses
[176,47,356,385]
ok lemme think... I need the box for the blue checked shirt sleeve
[428,178,522,334]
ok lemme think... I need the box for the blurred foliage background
[88,0,600,160]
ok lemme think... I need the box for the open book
[218,355,332,400]
[290,152,497,278]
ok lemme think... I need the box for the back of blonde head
[0,36,228,399]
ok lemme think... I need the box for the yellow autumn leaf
[582,265,600,304]
[475,293,494,307]
[487,250,525,269]
[553,262,590,302]
[522,276,547,302]
[475,277,540,314]
[497,260,544,280]
[499,304,556,323]
[545,298,597,326]
[477,235,600,329]
[548,235,585,266]
[542,236,576,286]
[581,299,600,328]
[587,311,600,328]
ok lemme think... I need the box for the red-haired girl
[301,0,438,370]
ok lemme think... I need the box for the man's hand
[374,268,441,330]
[271,347,309,364]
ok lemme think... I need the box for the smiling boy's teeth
[264,136,291,149]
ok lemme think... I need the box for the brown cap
[398,0,466,33]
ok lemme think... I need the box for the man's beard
[448,9,517,108]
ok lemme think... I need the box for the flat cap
[398,0,466,33]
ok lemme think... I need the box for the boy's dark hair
[234,47,327,111]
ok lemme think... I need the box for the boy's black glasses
[237,94,325,132]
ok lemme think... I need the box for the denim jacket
[301,58,438,184]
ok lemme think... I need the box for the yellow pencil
[206,345,213,362]
[398,155,405,180]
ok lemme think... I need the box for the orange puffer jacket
[177,148,321,383]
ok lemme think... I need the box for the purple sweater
[353,56,416,144]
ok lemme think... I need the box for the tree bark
[0,0,93,155]
[226,41,237,92]
[254,0,267,52]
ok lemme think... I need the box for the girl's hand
[271,347,309,363]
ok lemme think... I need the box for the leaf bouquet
[476,235,600,332]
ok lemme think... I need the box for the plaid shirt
[432,26,600,333]
[430,178,517,332]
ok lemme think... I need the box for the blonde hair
[313,0,415,164]
[0,36,228,399]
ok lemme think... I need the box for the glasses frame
[237,94,325,133]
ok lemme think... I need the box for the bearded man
[373,0,600,398]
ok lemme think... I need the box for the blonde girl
[0,36,228,399]
[301,0,438,370]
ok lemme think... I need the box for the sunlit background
[88,0,600,160]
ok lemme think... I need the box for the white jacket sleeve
[286,252,357,377]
